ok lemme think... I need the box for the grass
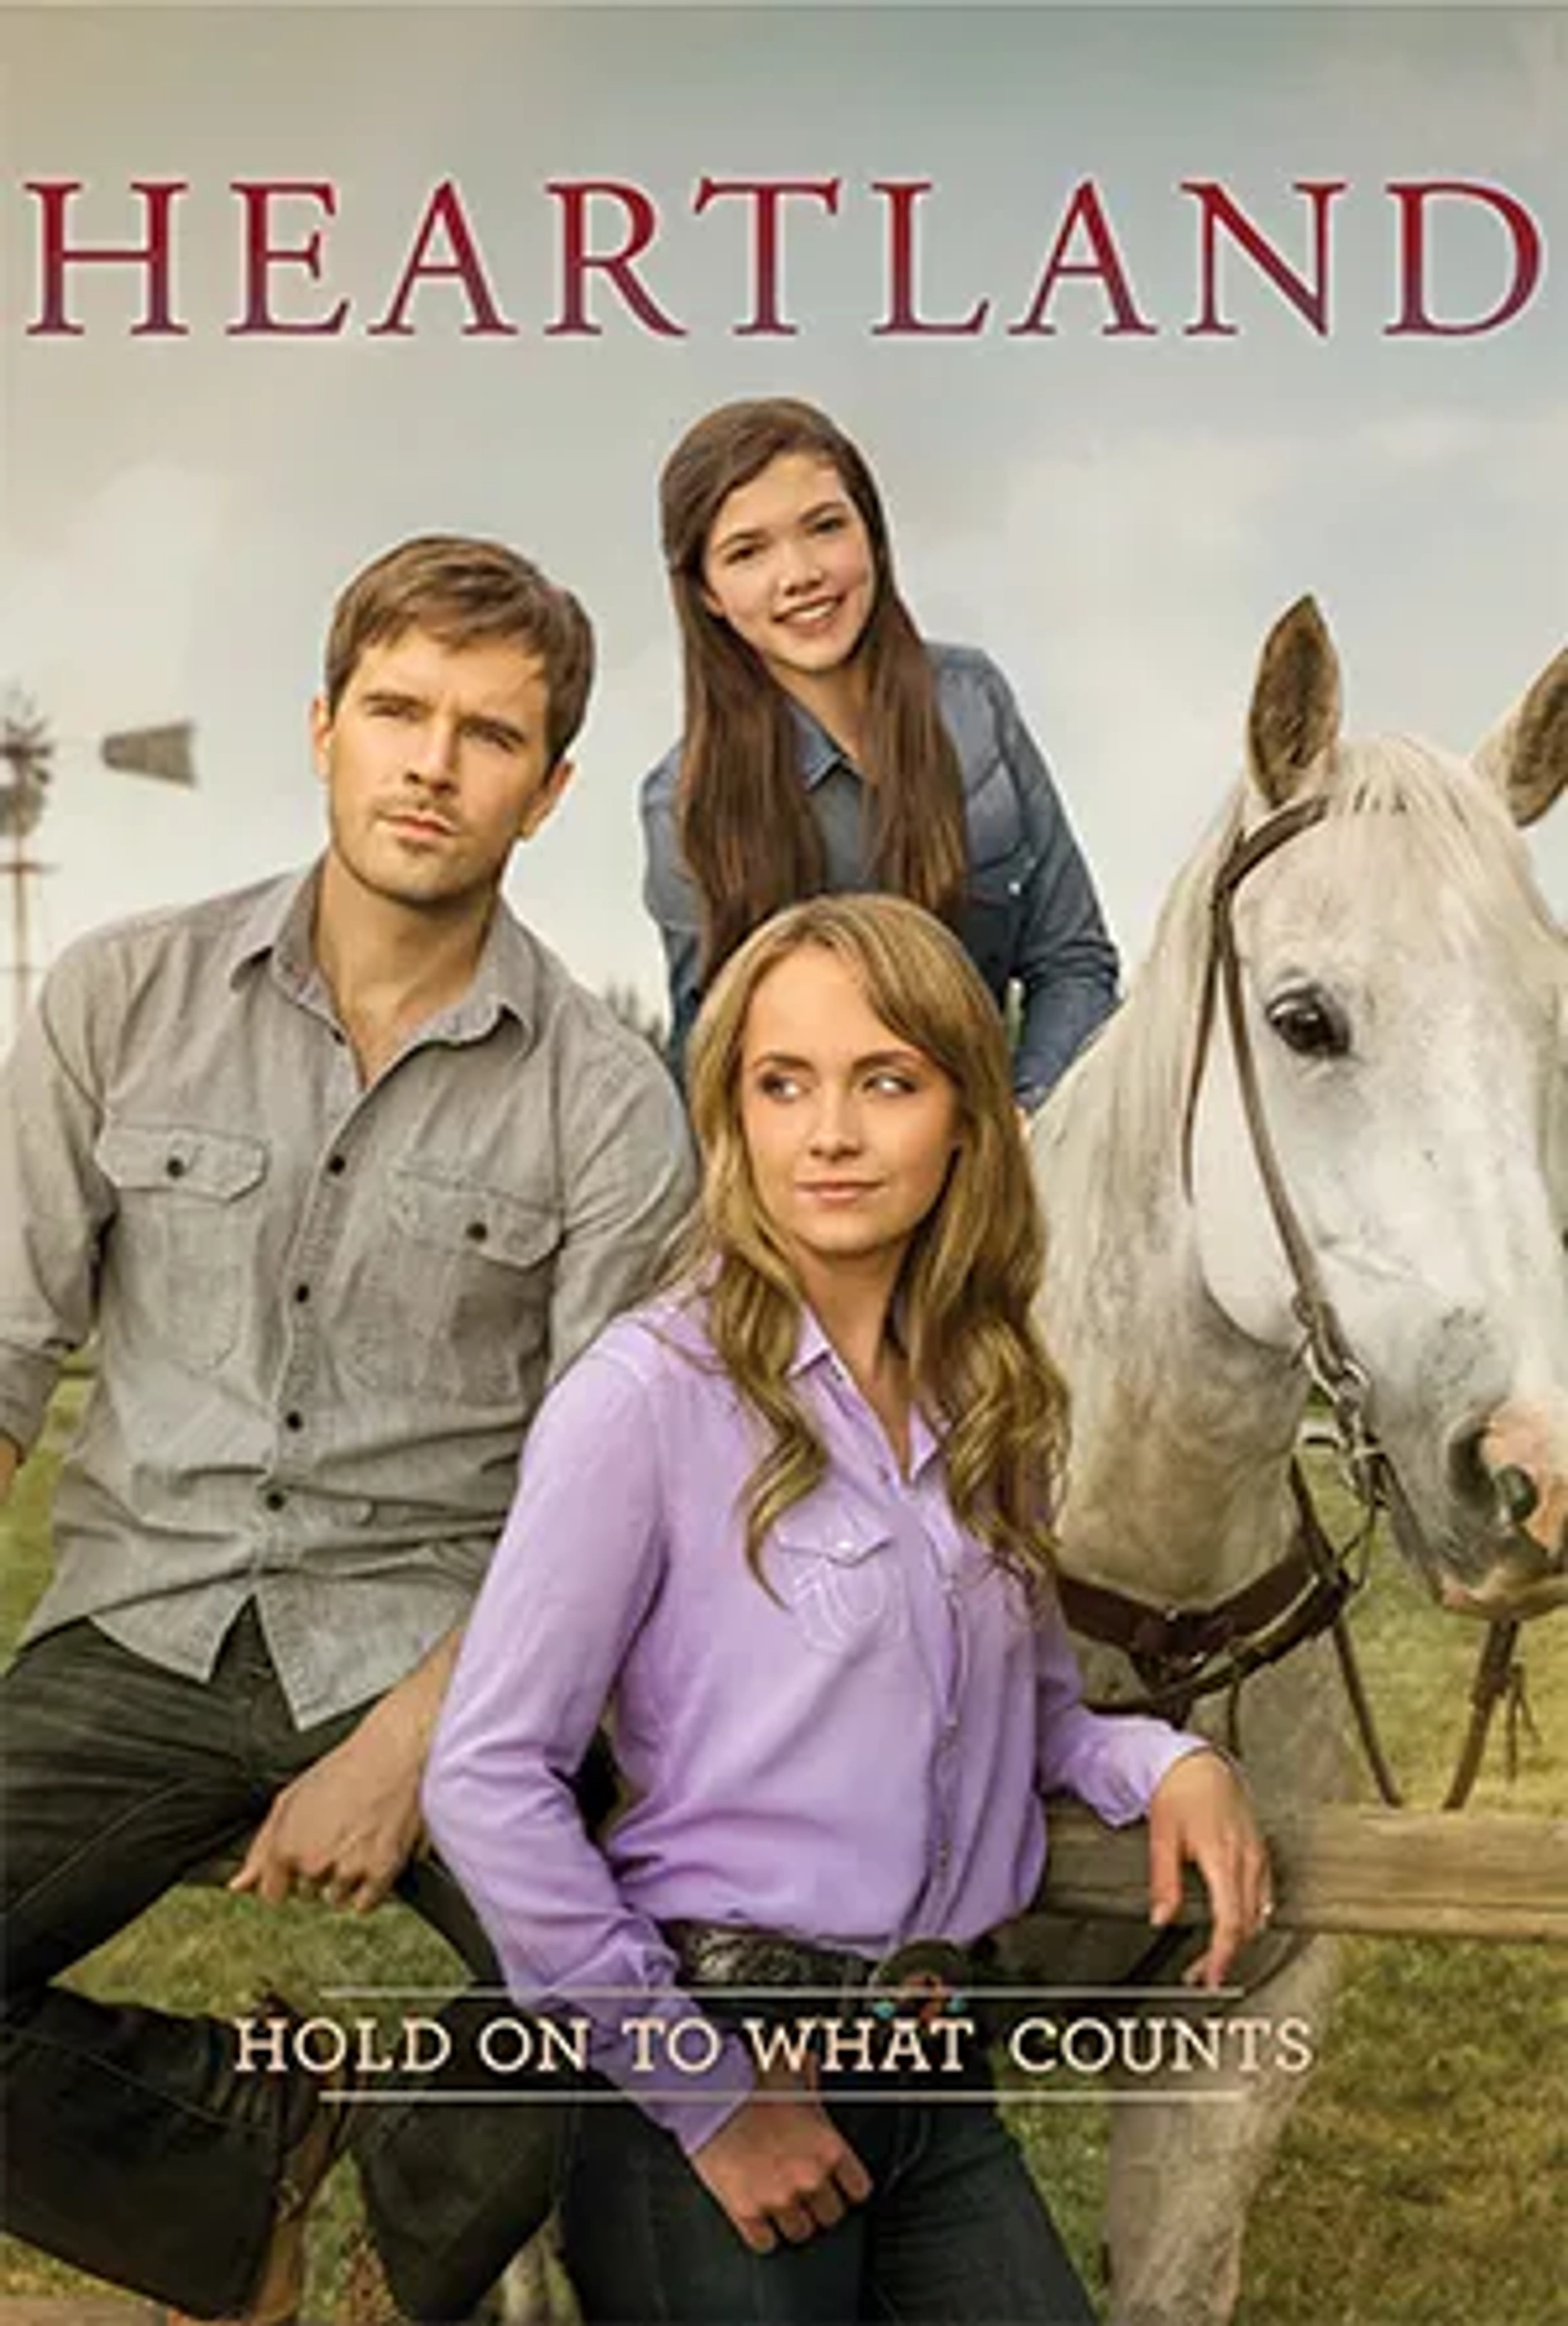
[3,1397,1566,2322]
[1228,1516,1568,2326]
[1006,1471,1568,2326]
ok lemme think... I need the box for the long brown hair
[675,894,1068,1593]
[659,399,968,979]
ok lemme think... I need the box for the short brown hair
[323,535,595,764]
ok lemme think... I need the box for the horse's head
[1187,599,1568,1617]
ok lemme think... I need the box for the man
[0,535,694,2320]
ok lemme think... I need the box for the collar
[787,1305,836,1379]
[787,697,853,792]
[224,858,542,1048]
[786,1305,942,1477]
[223,867,316,987]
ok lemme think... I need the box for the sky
[2,3,1565,1048]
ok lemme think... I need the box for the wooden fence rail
[186,1807,1568,1944]
[1031,1803,1568,1943]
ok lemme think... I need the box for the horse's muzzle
[1437,1519,1568,1616]
[1436,1399,1568,1611]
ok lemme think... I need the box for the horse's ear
[1246,596,1343,807]
[1473,647,1568,827]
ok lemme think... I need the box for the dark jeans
[1,1608,560,2319]
[562,2072,1098,2324]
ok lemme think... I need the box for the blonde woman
[425,894,1267,2324]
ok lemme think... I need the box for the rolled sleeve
[0,956,113,1451]
[987,665,1119,1106]
[1036,1597,1207,1828]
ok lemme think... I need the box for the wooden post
[1027,1803,1568,1943]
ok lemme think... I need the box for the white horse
[1027,598,1568,2326]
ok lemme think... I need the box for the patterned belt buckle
[868,1939,973,2029]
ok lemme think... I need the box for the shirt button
[327,1154,347,1177]
[466,1219,489,1245]
[165,1156,187,1179]
[283,1410,304,1433]
[263,1488,287,1512]
[292,1284,310,1305]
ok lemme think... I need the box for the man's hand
[690,2062,873,2254]
[1147,1749,1272,1990]
[229,1629,461,1914]
[0,1434,20,1509]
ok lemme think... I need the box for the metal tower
[0,694,196,1045]
[0,692,55,1031]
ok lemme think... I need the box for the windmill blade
[1,692,55,839]
[101,722,197,786]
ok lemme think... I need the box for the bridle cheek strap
[1152,791,1514,1807]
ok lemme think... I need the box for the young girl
[424,893,1267,2324]
[642,397,1119,1112]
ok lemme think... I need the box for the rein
[1067,797,1525,1811]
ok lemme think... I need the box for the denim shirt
[0,867,695,1727]
[640,642,1119,1109]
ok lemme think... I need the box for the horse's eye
[1266,987,1349,1058]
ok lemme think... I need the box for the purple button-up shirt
[425,1297,1201,2150]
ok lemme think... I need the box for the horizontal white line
[321,2088,1247,2107]
[316,1985,1245,2003]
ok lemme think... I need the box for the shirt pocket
[340,1165,562,1407]
[96,1121,269,1372]
[768,1491,906,1659]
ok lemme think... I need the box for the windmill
[0,688,195,1043]
[0,692,55,1039]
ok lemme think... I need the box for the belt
[662,1920,987,2011]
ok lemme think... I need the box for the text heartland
[15,176,1548,342]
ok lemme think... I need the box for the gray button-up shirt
[641,641,1120,1108]
[0,867,695,1727]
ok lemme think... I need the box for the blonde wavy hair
[675,893,1069,1593]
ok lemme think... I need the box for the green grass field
[3,1379,1565,2322]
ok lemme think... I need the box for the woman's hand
[690,2061,873,2253]
[1147,1749,1273,1989]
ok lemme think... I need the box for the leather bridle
[1059,797,1530,1811]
